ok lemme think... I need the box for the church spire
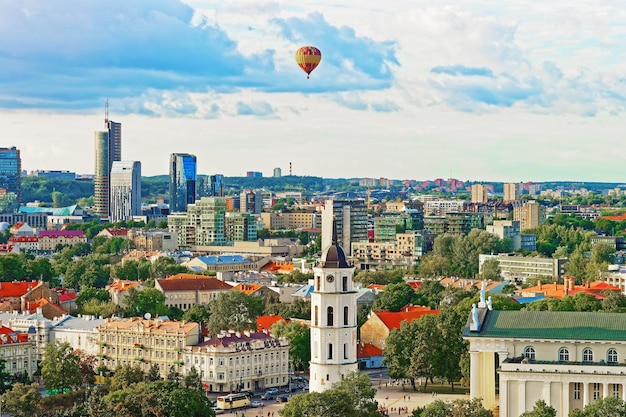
[322,218,350,269]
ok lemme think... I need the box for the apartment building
[184,331,289,393]
[96,317,201,378]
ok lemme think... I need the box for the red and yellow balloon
[295,46,322,79]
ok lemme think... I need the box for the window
[583,348,594,362]
[314,306,319,326]
[613,383,621,398]
[328,344,333,360]
[573,383,581,400]
[608,348,618,364]
[316,276,321,291]
[558,348,569,362]
[523,346,536,360]
[327,306,334,326]
[343,306,349,326]
[344,343,348,359]
[343,276,348,292]
[593,383,601,400]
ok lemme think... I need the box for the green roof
[19,204,80,216]
[463,310,626,341]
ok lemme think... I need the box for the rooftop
[375,306,440,330]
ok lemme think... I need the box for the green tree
[271,320,311,370]
[41,341,81,392]
[568,395,626,416]
[110,365,145,391]
[602,291,626,312]
[413,399,451,417]
[145,364,161,382]
[184,366,203,391]
[181,303,211,325]
[0,358,13,394]
[519,400,556,417]
[332,372,379,417]
[1,382,41,417]
[481,258,501,281]
[205,291,264,334]
[80,299,117,318]
[372,282,416,312]
[122,287,169,317]
[150,257,188,280]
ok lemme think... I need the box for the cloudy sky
[1,0,625,182]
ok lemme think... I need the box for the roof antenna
[105,99,109,124]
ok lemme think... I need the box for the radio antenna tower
[105,99,109,124]
[289,162,292,176]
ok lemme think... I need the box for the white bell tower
[309,219,358,392]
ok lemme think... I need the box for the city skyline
[1,0,625,182]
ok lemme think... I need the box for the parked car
[267,388,279,394]
[276,395,289,403]
[250,401,263,408]
[261,392,274,401]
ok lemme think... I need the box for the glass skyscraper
[110,161,141,223]
[94,118,122,219]
[169,153,197,212]
[0,147,21,211]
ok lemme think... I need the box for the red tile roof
[357,342,384,358]
[0,326,28,344]
[374,306,440,330]
[0,281,40,298]
[103,228,129,236]
[256,315,288,333]
[157,276,233,292]
[8,236,38,242]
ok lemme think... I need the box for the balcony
[97,355,106,359]
[174,361,184,365]
[134,357,143,362]
[134,344,143,349]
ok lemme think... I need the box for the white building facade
[464,309,626,417]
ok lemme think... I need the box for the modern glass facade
[107,120,122,168]
[94,131,110,218]
[0,147,21,211]
[169,153,197,212]
[110,161,141,223]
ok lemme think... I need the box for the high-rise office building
[169,153,197,212]
[210,174,224,197]
[0,147,21,211]
[321,199,368,253]
[110,161,141,223]
[273,167,282,178]
[94,110,122,219]
[94,131,110,218]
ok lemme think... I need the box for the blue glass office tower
[0,147,21,211]
[169,153,197,212]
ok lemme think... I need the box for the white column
[500,378,508,417]
[562,382,570,417]
[583,382,589,407]
[519,380,526,416]
[622,383,626,402]
[470,351,479,399]
[603,382,610,399]
[544,381,551,406]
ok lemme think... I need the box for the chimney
[538,280,542,290]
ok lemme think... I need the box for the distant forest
[20,175,626,207]
[20,175,360,206]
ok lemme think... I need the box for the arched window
[314,305,318,326]
[327,306,334,326]
[608,348,618,363]
[316,276,320,291]
[344,343,348,359]
[523,346,536,360]
[327,343,333,360]
[583,348,594,362]
[343,276,348,292]
[558,347,569,362]
[343,306,349,326]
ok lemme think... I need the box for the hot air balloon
[295,46,322,79]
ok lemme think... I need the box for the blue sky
[1,0,625,182]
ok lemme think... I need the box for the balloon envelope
[295,46,322,78]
